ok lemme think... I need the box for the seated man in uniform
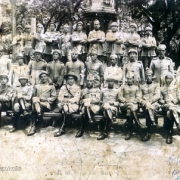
[138,69,161,141]
[10,75,33,133]
[99,78,119,140]
[76,74,101,138]
[159,74,180,144]
[54,73,81,137]
[27,71,57,136]
[0,73,14,126]
[119,72,144,140]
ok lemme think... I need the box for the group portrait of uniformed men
[0,19,179,144]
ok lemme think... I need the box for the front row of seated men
[0,68,179,144]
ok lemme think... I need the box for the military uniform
[65,60,85,85]
[12,34,24,54]
[106,30,124,55]
[43,31,60,61]
[0,56,11,74]
[59,33,72,62]
[0,84,13,110]
[58,84,81,113]
[88,29,105,56]
[104,65,123,88]
[33,83,57,111]
[71,31,87,55]
[10,64,28,87]
[28,59,47,86]
[138,82,160,125]
[32,33,46,52]
[124,32,140,57]
[13,84,33,112]
[85,60,104,87]
[150,56,174,84]
[101,87,119,116]
[47,60,64,88]
[123,61,145,84]
[118,84,139,112]
[80,87,101,115]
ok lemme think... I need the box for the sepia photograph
[0,0,180,179]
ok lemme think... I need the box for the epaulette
[165,57,172,61]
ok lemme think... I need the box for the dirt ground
[0,115,180,180]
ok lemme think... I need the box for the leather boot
[76,114,87,138]
[54,114,66,137]
[27,126,36,136]
[9,113,19,133]
[133,111,145,128]
[166,132,173,144]
[97,118,109,140]
[142,133,151,141]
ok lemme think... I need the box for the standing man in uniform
[124,23,140,62]
[76,74,101,138]
[150,44,174,86]
[43,22,60,62]
[28,49,48,86]
[85,48,104,88]
[47,49,64,90]
[106,22,124,67]
[27,71,57,136]
[138,69,160,141]
[119,72,144,140]
[0,46,11,74]
[10,53,28,88]
[12,25,24,55]
[54,73,81,137]
[123,49,145,85]
[104,54,123,88]
[32,23,46,52]
[10,75,33,133]
[64,48,85,87]
[72,21,87,62]
[59,24,72,63]
[99,78,119,140]
[141,26,156,70]
[88,19,105,63]
[23,25,34,64]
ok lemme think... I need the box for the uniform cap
[37,23,43,28]
[110,53,117,59]
[90,48,98,55]
[16,25,23,30]
[110,22,118,27]
[16,53,24,59]
[128,48,137,55]
[34,48,43,54]
[52,49,61,55]
[165,73,174,78]
[25,24,31,29]
[39,71,48,78]
[129,23,137,29]
[77,21,83,25]
[18,75,28,81]
[0,72,9,80]
[157,44,166,51]
[145,26,152,31]
[64,72,78,81]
